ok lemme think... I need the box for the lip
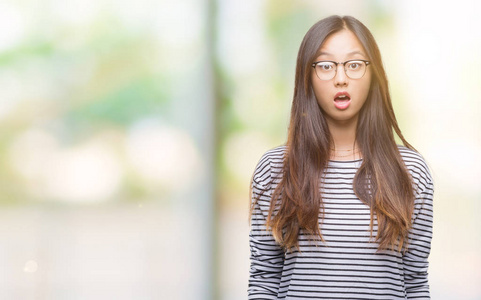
[334,91,351,99]
[333,91,351,110]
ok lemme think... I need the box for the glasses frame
[311,59,371,80]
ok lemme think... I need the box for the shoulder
[252,145,286,189]
[397,145,433,193]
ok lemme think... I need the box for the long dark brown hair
[252,15,415,253]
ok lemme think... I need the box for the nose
[334,64,348,87]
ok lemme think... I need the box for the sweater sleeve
[403,165,434,299]
[248,154,285,299]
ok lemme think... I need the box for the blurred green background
[0,0,479,299]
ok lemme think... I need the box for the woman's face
[311,29,372,125]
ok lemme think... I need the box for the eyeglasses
[311,59,371,80]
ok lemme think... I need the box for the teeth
[338,95,348,99]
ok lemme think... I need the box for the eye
[347,61,361,70]
[317,62,334,71]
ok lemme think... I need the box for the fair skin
[311,29,372,161]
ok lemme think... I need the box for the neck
[327,117,358,150]
[326,117,361,161]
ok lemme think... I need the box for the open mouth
[334,92,351,110]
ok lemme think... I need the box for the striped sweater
[248,145,434,299]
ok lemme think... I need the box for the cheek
[312,85,331,111]
[357,76,372,104]
[360,83,371,100]
[311,80,330,106]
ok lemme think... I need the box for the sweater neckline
[328,158,363,166]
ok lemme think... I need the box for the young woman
[248,16,434,299]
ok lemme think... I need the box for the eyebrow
[318,50,366,57]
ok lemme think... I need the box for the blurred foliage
[0,1,415,208]
[66,75,167,127]
[0,7,174,205]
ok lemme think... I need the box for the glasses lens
[345,61,366,79]
[315,62,336,80]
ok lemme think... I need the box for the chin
[328,112,359,123]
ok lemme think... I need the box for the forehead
[317,29,367,59]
